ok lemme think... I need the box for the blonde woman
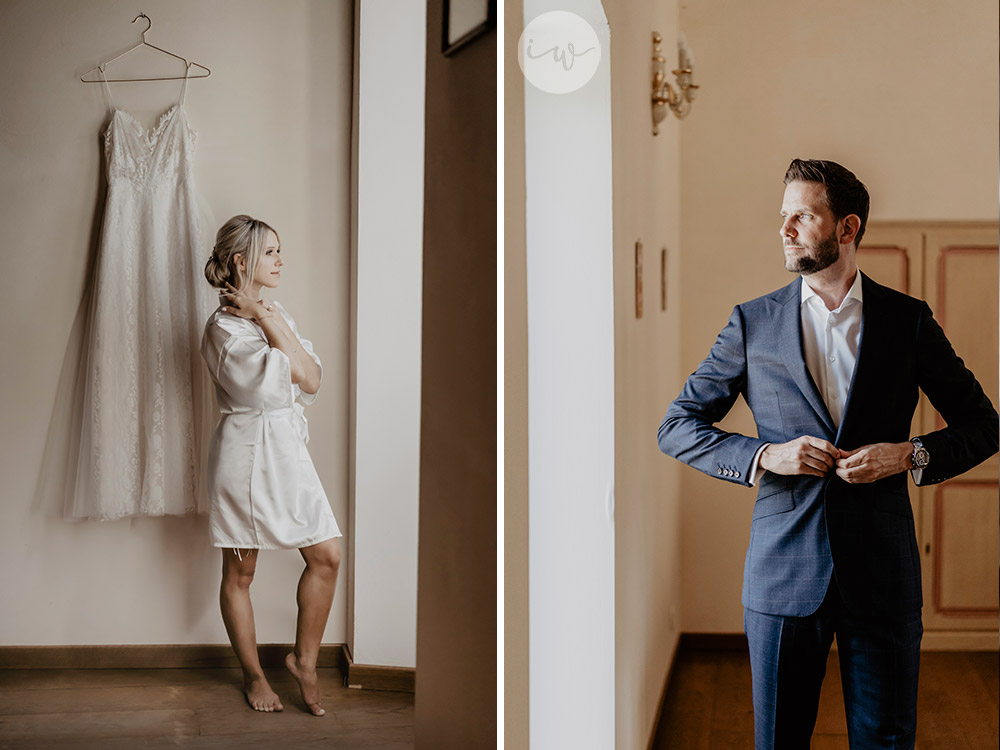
[201,215,341,715]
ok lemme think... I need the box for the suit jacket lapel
[774,277,837,436]
[835,272,884,444]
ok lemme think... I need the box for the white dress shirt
[748,272,863,484]
[800,271,863,427]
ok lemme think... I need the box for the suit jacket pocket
[752,489,795,520]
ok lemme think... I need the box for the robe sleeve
[202,316,295,411]
[272,301,323,406]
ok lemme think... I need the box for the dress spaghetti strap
[97,67,115,115]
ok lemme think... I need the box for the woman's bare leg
[220,548,283,712]
[285,538,341,716]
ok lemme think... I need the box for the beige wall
[604,0,685,747]
[0,0,352,645]
[504,0,529,746]
[414,0,496,747]
[677,0,1000,632]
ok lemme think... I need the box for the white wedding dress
[38,70,216,520]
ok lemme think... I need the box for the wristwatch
[910,438,930,470]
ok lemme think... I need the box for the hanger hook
[132,13,151,40]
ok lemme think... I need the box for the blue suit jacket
[658,273,998,618]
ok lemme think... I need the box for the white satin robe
[200,300,341,549]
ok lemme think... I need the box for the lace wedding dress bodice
[49,73,215,520]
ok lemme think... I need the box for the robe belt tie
[221,404,310,444]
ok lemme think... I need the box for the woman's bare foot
[285,652,325,716]
[244,675,284,712]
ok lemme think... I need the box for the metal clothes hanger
[80,13,211,83]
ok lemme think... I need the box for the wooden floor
[0,666,413,749]
[652,647,999,749]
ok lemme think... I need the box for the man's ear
[840,215,860,244]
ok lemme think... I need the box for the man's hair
[783,159,870,248]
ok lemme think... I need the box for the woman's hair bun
[203,250,230,288]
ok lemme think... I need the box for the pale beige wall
[604,0,685,747]
[0,0,352,645]
[504,0,529,746]
[677,0,1000,632]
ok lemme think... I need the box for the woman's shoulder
[204,307,261,341]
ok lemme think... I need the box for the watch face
[913,447,930,468]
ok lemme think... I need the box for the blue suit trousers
[744,580,922,750]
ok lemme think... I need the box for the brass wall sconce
[651,31,699,134]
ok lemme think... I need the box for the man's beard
[784,230,840,274]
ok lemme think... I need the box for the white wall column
[349,0,426,668]
[525,1,615,745]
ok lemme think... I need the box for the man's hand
[835,442,912,484]
[760,437,843,477]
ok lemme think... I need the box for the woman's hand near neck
[220,283,319,393]
[222,283,270,320]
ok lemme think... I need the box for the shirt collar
[801,270,863,313]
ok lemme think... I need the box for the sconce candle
[678,31,692,70]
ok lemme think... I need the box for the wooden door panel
[857,245,911,293]
[935,482,1000,614]
[858,226,923,295]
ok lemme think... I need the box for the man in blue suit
[657,159,998,750]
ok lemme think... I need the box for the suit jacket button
[717,468,723,475]
[735,471,741,478]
